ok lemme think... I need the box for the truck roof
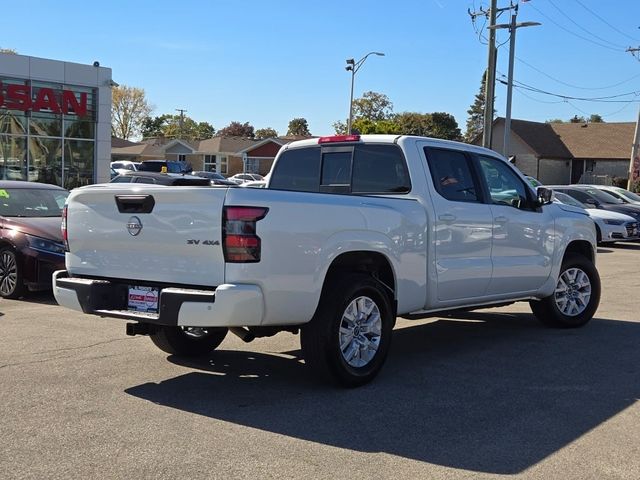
[282,134,507,160]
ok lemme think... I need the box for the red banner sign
[0,84,88,116]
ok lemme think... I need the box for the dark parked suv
[137,160,192,174]
[0,181,68,298]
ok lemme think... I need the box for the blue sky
[3,0,640,136]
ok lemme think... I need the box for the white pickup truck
[54,135,600,386]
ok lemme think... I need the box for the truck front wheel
[530,253,600,328]
[149,326,228,356]
[301,274,394,387]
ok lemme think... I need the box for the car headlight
[603,219,625,225]
[25,234,65,255]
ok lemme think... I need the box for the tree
[334,91,394,133]
[465,71,487,142]
[393,112,461,140]
[111,85,153,140]
[0,48,17,54]
[287,118,311,136]
[141,114,169,138]
[255,127,278,139]
[426,112,462,141]
[546,118,564,124]
[350,118,400,134]
[218,121,255,138]
[141,114,215,140]
[352,91,393,121]
[589,114,604,123]
[393,112,432,136]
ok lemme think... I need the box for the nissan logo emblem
[127,216,143,236]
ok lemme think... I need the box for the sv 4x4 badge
[187,239,220,245]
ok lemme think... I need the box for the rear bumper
[52,270,264,327]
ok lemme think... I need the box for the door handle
[438,213,456,222]
[495,216,508,224]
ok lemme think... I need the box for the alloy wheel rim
[554,267,591,317]
[339,295,382,368]
[0,251,17,296]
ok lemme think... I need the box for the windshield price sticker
[128,286,159,313]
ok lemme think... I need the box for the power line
[497,74,640,102]
[546,0,626,49]
[515,56,640,91]
[573,0,640,43]
[524,2,625,52]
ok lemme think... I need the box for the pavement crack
[0,337,141,369]
[31,336,141,356]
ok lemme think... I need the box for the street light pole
[489,13,540,156]
[345,51,385,134]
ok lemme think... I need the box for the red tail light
[223,206,268,263]
[318,134,361,144]
[61,205,69,251]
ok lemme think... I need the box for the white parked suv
[54,135,601,386]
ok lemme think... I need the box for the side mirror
[536,187,553,206]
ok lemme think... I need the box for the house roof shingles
[197,137,258,154]
[509,119,573,159]
[549,122,634,160]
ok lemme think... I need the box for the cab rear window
[270,144,411,194]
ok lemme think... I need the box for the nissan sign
[0,82,89,117]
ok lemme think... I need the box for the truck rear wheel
[301,273,394,387]
[530,253,600,328]
[149,326,228,356]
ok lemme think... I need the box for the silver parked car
[553,191,639,244]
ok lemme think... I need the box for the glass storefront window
[0,111,28,135]
[0,135,28,181]
[29,137,62,185]
[30,114,62,137]
[64,140,94,189]
[1,76,97,188]
[64,118,94,139]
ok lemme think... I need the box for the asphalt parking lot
[1,244,640,480]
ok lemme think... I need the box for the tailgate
[65,185,228,287]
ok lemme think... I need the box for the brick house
[477,118,635,185]
[111,136,305,176]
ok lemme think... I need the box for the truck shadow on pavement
[125,312,640,474]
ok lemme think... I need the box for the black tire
[530,253,600,328]
[300,273,394,387]
[149,326,228,356]
[0,247,25,299]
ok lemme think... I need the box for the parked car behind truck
[53,135,601,386]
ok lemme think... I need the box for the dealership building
[0,52,112,187]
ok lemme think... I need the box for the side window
[136,177,157,184]
[424,148,479,202]
[352,144,411,193]
[478,155,529,209]
[269,147,320,192]
[565,190,591,204]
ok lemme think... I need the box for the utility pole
[626,47,640,190]
[628,105,640,190]
[175,108,187,139]
[488,7,540,157]
[483,0,498,149]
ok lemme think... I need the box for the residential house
[477,118,634,185]
[111,136,305,176]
